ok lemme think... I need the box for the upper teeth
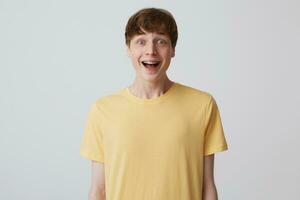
[143,61,159,64]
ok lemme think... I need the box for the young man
[80,7,228,200]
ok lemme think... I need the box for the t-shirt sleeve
[80,102,105,163]
[203,95,229,156]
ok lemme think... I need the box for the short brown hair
[125,7,178,48]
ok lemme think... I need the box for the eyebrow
[135,33,168,38]
[136,30,167,36]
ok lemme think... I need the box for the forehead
[131,30,169,39]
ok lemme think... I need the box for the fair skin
[89,161,106,200]
[203,154,219,200]
[88,30,218,200]
[126,29,175,98]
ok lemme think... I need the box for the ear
[171,47,175,58]
[126,45,131,57]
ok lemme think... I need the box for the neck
[128,77,174,99]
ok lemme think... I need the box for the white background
[1,0,299,199]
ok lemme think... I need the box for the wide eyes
[136,39,145,45]
[135,38,168,46]
[157,39,167,45]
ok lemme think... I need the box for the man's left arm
[202,154,218,200]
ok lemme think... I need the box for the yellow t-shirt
[80,82,228,200]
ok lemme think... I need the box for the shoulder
[92,87,128,109]
[176,82,214,105]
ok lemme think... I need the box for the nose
[145,42,157,55]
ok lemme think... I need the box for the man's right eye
[136,40,145,45]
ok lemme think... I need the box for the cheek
[161,50,173,59]
[131,50,142,60]
[130,54,142,66]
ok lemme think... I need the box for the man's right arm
[89,161,106,200]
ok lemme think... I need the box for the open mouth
[141,61,161,69]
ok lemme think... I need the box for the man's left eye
[157,39,167,45]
